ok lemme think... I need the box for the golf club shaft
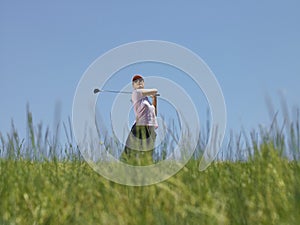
[94,88,160,96]
[97,89,131,94]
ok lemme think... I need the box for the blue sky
[1,0,300,145]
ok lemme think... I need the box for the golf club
[93,88,160,96]
[93,88,131,94]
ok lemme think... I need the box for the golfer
[121,74,158,165]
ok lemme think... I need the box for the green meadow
[1,107,299,225]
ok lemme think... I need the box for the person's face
[132,78,144,89]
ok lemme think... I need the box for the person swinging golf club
[121,74,158,165]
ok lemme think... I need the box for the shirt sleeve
[132,90,143,103]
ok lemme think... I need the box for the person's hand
[151,95,157,116]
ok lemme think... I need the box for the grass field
[1,107,300,225]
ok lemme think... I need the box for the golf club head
[94,88,100,94]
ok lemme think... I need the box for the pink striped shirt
[132,90,158,127]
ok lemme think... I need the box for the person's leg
[138,126,156,165]
[120,123,136,162]
[132,126,149,165]
[121,125,156,166]
[120,124,147,165]
[146,126,157,151]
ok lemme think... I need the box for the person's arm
[141,88,158,97]
[142,89,158,115]
[151,95,157,116]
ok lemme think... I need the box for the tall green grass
[0,105,299,225]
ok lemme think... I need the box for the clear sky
[1,0,300,146]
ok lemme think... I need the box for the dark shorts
[129,124,155,140]
[121,123,156,165]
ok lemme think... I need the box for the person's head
[132,74,144,89]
